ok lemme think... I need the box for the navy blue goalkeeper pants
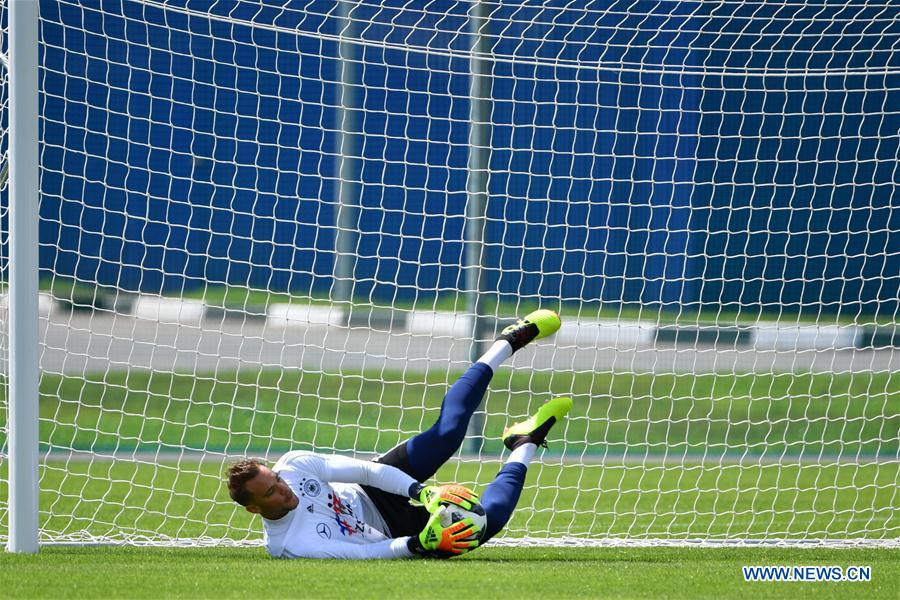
[361,362,526,543]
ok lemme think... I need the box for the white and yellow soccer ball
[438,501,487,542]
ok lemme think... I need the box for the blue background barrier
[33,1,899,317]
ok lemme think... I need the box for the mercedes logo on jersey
[316,523,331,539]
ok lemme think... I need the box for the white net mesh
[0,0,898,547]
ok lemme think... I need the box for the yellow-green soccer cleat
[502,396,573,450]
[497,309,561,352]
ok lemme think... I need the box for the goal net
[1,0,898,548]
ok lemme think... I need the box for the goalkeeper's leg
[361,310,561,537]
[399,309,561,481]
[361,361,495,536]
[371,309,561,482]
[480,396,573,542]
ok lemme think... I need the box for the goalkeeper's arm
[281,451,419,497]
[285,537,414,560]
[283,451,479,510]
[283,511,481,560]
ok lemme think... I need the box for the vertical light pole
[7,0,40,554]
[465,1,492,454]
[333,0,359,311]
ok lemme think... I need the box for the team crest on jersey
[301,478,321,497]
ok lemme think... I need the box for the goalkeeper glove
[409,482,480,513]
[407,506,481,559]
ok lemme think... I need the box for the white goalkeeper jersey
[262,450,416,560]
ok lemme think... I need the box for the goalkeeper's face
[245,466,300,519]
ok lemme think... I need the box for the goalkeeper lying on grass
[226,309,571,559]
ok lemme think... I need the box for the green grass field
[1,546,898,599]
[1,368,898,597]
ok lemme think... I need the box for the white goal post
[5,0,40,554]
[2,1,899,550]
